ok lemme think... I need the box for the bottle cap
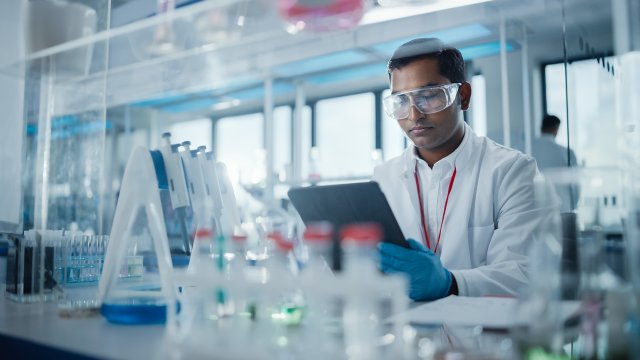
[232,233,248,243]
[303,222,333,243]
[194,228,213,240]
[268,231,294,251]
[339,222,383,244]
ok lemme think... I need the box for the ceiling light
[363,0,494,25]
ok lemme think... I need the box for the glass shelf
[0,0,511,117]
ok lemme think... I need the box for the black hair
[387,38,466,83]
[541,114,561,132]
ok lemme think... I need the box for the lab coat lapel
[438,164,473,268]
[397,149,424,243]
[400,170,424,241]
[438,126,479,268]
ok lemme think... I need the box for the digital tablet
[287,181,409,248]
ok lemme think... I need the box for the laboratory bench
[0,284,580,360]
[0,285,169,360]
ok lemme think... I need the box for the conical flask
[98,147,176,324]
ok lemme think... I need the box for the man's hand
[379,239,452,301]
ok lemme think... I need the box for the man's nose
[406,101,424,123]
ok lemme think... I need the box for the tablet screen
[288,181,409,248]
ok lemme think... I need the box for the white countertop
[0,286,172,360]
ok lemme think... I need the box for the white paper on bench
[389,296,581,329]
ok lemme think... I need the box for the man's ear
[459,82,472,111]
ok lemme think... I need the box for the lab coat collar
[401,123,473,178]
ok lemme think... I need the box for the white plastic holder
[98,147,177,324]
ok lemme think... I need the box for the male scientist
[376,38,544,301]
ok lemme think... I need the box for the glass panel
[0,2,25,232]
[316,93,375,178]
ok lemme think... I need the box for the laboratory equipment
[186,228,215,275]
[288,182,409,248]
[24,0,97,75]
[159,132,193,255]
[377,0,438,5]
[5,229,108,302]
[178,141,208,230]
[298,222,342,358]
[509,174,565,357]
[216,162,242,236]
[338,222,409,360]
[149,0,178,55]
[196,147,240,238]
[341,223,385,359]
[300,221,333,273]
[171,228,260,358]
[55,232,108,286]
[5,231,52,303]
[98,147,176,325]
[382,83,462,120]
[265,231,304,325]
[277,0,365,33]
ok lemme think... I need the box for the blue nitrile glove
[378,239,452,301]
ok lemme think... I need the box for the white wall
[0,1,26,233]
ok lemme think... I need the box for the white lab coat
[373,124,545,297]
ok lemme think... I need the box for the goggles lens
[383,83,461,120]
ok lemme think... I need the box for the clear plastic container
[340,222,384,360]
[277,0,365,33]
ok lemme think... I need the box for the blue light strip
[273,50,373,78]
[28,117,114,140]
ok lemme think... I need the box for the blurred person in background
[532,114,579,211]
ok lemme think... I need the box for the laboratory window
[381,89,407,161]
[215,112,264,185]
[544,58,615,168]
[168,118,213,151]
[544,57,622,228]
[315,92,376,179]
[274,106,292,181]
[300,106,312,180]
[470,74,488,137]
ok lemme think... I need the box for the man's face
[390,57,470,151]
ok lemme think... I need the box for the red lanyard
[413,164,457,253]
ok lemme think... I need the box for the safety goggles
[382,83,462,120]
